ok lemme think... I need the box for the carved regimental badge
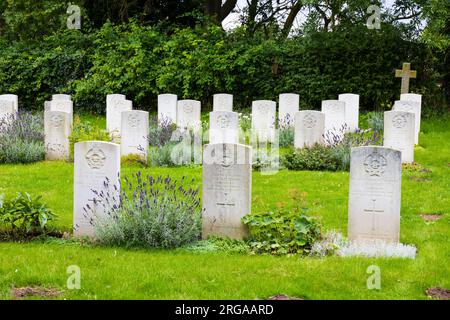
[303,114,317,128]
[50,114,63,128]
[184,104,193,114]
[216,114,231,129]
[364,153,387,177]
[85,146,106,169]
[392,114,407,129]
[127,114,140,127]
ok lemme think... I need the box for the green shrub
[0,192,57,237]
[69,115,111,159]
[279,127,294,147]
[242,206,321,255]
[283,129,382,172]
[92,173,202,249]
[0,112,45,164]
[2,21,443,113]
[282,144,339,171]
[366,112,384,133]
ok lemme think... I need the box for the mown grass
[0,114,448,300]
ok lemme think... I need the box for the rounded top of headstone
[121,110,149,116]
[52,94,71,101]
[158,93,177,98]
[75,141,120,148]
[351,145,401,158]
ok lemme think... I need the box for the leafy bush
[366,112,384,133]
[1,20,444,113]
[279,127,294,147]
[148,143,178,167]
[283,129,382,171]
[282,144,339,171]
[0,192,57,237]
[69,115,111,159]
[92,173,202,248]
[242,191,322,256]
[0,112,45,164]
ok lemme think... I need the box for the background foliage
[0,0,448,114]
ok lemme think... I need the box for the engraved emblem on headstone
[259,103,269,114]
[127,114,140,127]
[219,145,234,168]
[363,153,387,177]
[184,104,193,113]
[303,114,317,128]
[392,114,407,129]
[47,143,65,153]
[216,114,231,129]
[50,114,63,128]
[112,99,122,108]
[85,147,106,169]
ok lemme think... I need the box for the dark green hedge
[0,22,445,114]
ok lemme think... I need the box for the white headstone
[73,141,121,237]
[0,99,15,123]
[213,94,233,112]
[50,99,74,115]
[202,143,252,240]
[278,93,299,127]
[393,100,421,144]
[321,100,346,140]
[121,110,149,161]
[106,95,132,137]
[383,111,415,163]
[44,111,71,161]
[177,100,201,131]
[209,111,239,144]
[294,110,325,148]
[0,94,18,112]
[400,93,422,104]
[338,93,359,131]
[251,100,276,143]
[348,146,401,243]
[44,101,51,112]
[52,94,72,101]
[158,94,177,124]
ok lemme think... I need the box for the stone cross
[395,63,417,94]
[363,199,384,232]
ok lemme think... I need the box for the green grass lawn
[0,114,449,300]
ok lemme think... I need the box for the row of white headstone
[1,92,423,166]
[72,140,404,250]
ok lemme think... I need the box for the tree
[203,0,238,23]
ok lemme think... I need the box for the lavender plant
[0,111,45,163]
[327,128,382,171]
[278,117,294,147]
[147,115,177,147]
[89,172,202,249]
